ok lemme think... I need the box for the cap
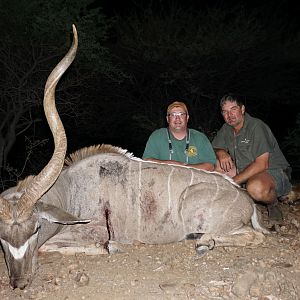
[167,101,188,115]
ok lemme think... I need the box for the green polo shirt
[143,128,216,165]
[212,113,290,173]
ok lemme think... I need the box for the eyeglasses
[167,112,187,118]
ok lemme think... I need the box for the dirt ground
[0,202,299,300]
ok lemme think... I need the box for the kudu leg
[195,226,265,257]
[39,223,109,255]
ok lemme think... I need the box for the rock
[74,272,89,287]
[159,282,178,294]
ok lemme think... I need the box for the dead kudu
[0,26,269,289]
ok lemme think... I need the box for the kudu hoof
[195,239,215,257]
[195,245,209,257]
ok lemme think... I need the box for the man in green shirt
[212,94,292,221]
[143,101,216,171]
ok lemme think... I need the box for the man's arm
[143,158,215,171]
[143,158,174,164]
[187,162,215,171]
[233,152,269,185]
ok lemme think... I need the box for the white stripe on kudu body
[180,169,195,231]
[167,168,175,210]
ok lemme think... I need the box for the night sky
[1,0,300,186]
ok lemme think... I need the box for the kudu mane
[64,144,135,167]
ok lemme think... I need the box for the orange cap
[167,101,188,114]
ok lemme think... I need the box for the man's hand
[215,149,234,172]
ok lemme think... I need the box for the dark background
[1,0,300,190]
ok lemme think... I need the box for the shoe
[267,204,283,221]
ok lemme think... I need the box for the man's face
[167,106,189,131]
[221,100,245,128]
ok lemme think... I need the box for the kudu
[0,25,269,289]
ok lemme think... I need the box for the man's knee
[246,178,276,203]
[246,180,264,199]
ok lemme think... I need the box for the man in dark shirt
[212,94,292,221]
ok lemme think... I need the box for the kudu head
[0,25,78,289]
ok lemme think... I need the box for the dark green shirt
[143,128,216,165]
[212,113,289,173]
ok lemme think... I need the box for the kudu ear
[36,202,90,225]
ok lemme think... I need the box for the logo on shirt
[186,146,197,157]
[240,138,250,144]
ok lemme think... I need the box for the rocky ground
[0,202,299,300]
